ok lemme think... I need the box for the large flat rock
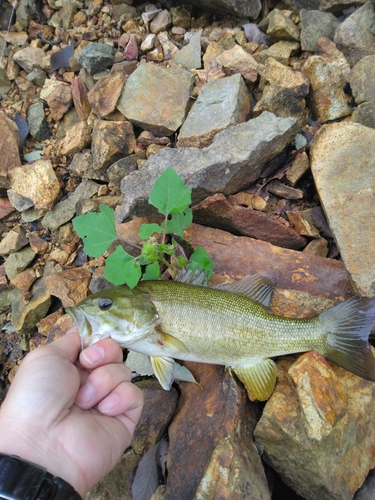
[310,121,375,297]
[119,112,299,222]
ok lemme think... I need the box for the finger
[79,338,123,369]
[75,363,132,409]
[97,381,144,418]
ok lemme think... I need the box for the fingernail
[98,393,119,414]
[76,382,94,407]
[82,345,104,365]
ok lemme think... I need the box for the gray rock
[13,47,46,73]
[320,0,370,13]
[27,102,51,141]
[76,42,113,75]
[119,112,299,222]
[0,230,29,255]
[349,55,375,105]
[11,277,51,333]
[172,0,261,19]
[7,190,34,212]
[300,10,341,52]
[150,9,171,34]
[177,74,251,148]
[310,121,375,297]
[282,0,319,8]
[351,102,375,129]
[48,3,77,29]
[42,180,100,231]
[334,1,375,67]
[116,63,194,136]
[107,152,146,190]
[4,247,36,280]
[173,29,202,70]
[0,68,11,96]
[355,469,375,500]
[26,68,47,88]
[16,0,34,29]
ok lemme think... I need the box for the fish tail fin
[320,296,375,381]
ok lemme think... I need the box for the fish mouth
[66,307,111,348]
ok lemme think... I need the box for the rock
[216,44,258,82]
[0,111,21,189]
[157,31,179,59]
[44,268,91,307]
[267,8,300,42]
[71,76,91,121]
[150,9,171,34]
[0,30,28,46]
[334,1,375,67]
[300,9,341,52]
[26,68,47,88]
[302,37,352,122]
[48,2,78,29]
[9,160,60,212]
[0,198,15,220]
[42,179,100,231]
[40,77,73,121]
[60,121,92,157]
[192,193,306,249]
[184,224,355,316]
[253,85,308,126]
[310,121,375,297]
[91,120,136,170]
[351,102,375,129]
[287,210,320,238]
[0,230,29,255]
[7,191,34,212]
[320,0,369,11]
[170,5,192,29]
[132,379,178,455]
[141,33,157,52]
[172,0,261,19]
[0,68,11,96]
[76,42,113,74]
[303,237,329,258]
[254,351,375,500]
[28,234,49,254]
[166,362,270,500]
[117,63,194,136]
[4,247,36,281]
[107,152,146,190]
[349,55,375,105]
[13,47,47,73]
[177,74,251,148]
[124,33,139,60]
[75,196,122,216]
[267,180,304,200]
[86,449,140,500]
[355,469,375,500]
[285,151,310,186]
[27,101,51,141]
[119,112,299,222]
[11,268,37,294]
[261,57,310,98]
[11,277,51,333]
[173,29,202,70]
[254,40,299,65]
[70,151,109,182]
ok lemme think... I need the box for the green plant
[72,168,213,288]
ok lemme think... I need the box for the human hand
[0,327,143,497]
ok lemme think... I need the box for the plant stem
[117,236,142,251]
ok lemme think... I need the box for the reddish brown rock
[87,70,126,119]
[40,78,73,121]
[0,198,15,219]
[28,234,50,254]
[124,34,139,60]
[91,119,136,169]
[167,362,270,500]
[44,268,91,308]
[255,351,375,500]
[11,268,37,293]
[193,193,306,250]
[71,77,91,121]
[0,111,21,189]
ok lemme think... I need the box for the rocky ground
[1,0,375,498]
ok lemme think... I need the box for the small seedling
[72,168,213,288]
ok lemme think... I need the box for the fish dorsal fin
[155,326,190,354]
[232,359,277,401]
[174,267,209,287]
[150,356,175,390]
[214,275,275,307]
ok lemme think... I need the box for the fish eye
[98,298,113,310]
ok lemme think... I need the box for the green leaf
[148,167,192,215]
[165,208,193,237]
[104,246,142,288]
[188,246,214,279]
[138,223,163,240]
[142,262,161,280]
[72,205,117,258]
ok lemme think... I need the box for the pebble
[27,101,51,141]
[0,111,21,189]
[216,44,258,82]
[349,54,375,104]
[12,47,47,73]
[71,76,91,121]
[310,121,375,297]
[88,69,126,119]
[4,247,36,281]
[60,120,92,157]
[300,9,340,52]
[76,42,113,74]
[177,74,251,148]
[44,268,91,308]
[266,8,300,42]
[91,119,136,170]
[40,77,73,121]
[11,277,51,333]
[173,28,202,70]
[0,230,29,255]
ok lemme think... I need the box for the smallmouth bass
[67,275,375,401]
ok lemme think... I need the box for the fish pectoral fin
[155,326,190,354]
[214,275,276,308]
[150,356,175,390]
[232,359,277,401]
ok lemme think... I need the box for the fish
[67,274,375,401]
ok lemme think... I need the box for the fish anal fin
[150,356,175,390]
[155,325,190,354]
[232,359,277,401]
[214,275,276,308]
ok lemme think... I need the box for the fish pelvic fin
[320,296,375,382]
[232,359,277,401]
[150,356,175,390]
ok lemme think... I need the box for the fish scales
[67,274,375,401]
